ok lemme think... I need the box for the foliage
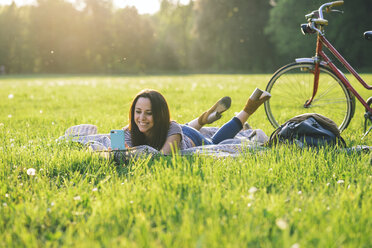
[266,0,372,69]
[0,0,371,74]
[111,7,156,73]
[0,75,371,247]
[0,2,28,73]
[150,1,195,71]
[193,0,276,72]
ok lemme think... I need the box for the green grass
[0,74,371,247]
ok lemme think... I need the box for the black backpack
[268,113,346,148]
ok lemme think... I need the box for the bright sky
[0,0,191,14]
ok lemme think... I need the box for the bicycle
[264,1,372,137]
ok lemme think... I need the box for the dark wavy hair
[129,89,170,150]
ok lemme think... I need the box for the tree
[266,0,372,70]
[0,3,24,73]
[193,0,276,72]
[326,0,372,70]
[150,0,195,71]
[29,0,87,73]
[111,7,156,73]
[80,0,114,73]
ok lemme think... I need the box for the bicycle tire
[264,62,355,132]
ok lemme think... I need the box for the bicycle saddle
[364,31,372,41]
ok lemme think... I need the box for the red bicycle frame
[307,33,372,114]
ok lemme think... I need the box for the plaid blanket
[58,124,269,158]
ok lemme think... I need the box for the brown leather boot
[198,96,231,126]
[243,88,271,116]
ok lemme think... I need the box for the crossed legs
[188,88,271,131]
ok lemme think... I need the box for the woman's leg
[181,125,212,147]
[211,88,271,144]
[239,88,271,124]
[187,96,231,130]
[211,117,243,144]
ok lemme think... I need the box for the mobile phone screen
[110,130,126,150]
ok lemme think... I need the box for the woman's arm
[160,134,181,155]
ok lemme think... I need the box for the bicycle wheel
[264,62,355,132]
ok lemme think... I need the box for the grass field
[0,74,371,247]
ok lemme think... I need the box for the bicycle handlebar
[330,1,344,7]
[302,1,344,35]
[318,1,344,20]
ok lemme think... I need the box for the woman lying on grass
[122,89,271,155]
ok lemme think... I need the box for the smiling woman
[122,88,271,155]
[0,0,191,14]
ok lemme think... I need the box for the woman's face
[134,97,154,136]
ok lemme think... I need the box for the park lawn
[0,74,371,247]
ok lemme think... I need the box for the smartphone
[110,130,126,150]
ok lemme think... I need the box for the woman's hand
[160,134,181,155]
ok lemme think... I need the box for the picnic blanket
[58,124,269,158]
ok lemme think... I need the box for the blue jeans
[181,117,243,147]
